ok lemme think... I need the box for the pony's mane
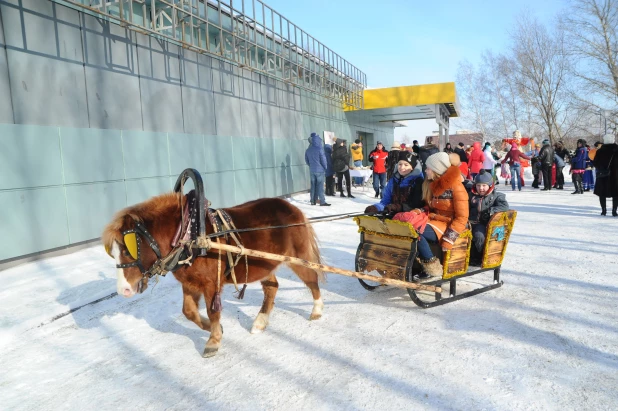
[101,192,182,249]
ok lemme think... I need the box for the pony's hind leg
[182,286,211,331]
[288,264,323,320]
[251,273,279,334]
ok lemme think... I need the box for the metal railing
[59,0,366,109]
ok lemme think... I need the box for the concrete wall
[0,0,394,262]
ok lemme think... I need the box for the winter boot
[572,179,583,194]
[418,257,443,282]
[600,197,607,216]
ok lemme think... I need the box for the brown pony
[102,194,324,357]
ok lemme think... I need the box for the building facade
[0,0,397,262]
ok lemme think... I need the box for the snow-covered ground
[1,175,618,410]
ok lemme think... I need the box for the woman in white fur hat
[412,152,470,281]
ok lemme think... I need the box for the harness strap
[135,222,162,259]
[216,209,247,294]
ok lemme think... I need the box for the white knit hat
[603,134,615,144]
[425,152,451,175]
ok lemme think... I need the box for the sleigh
[353,211,517,308]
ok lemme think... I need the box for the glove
[385,203,402,214]
[364,205,379,215]
[441,240,454,251]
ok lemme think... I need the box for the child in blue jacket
[364,151,424,215]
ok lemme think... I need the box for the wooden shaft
[206,241,442,293]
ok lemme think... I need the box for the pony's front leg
[203,287,223,358]
[182,286,211,331]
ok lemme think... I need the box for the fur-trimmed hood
[430,165,463,196]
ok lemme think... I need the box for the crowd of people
[305,130,618,281]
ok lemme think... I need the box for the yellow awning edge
[347,82,460,117]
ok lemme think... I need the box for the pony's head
[102,193,182,297]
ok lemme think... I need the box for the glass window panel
[221,13,232,31]
[274,12,281,36]
[208,4,219,25]
[276,56,283,77]
[264,7,272,31]
[208,25,221,53]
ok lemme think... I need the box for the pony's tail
[305,220,326,283]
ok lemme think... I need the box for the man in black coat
[418,136,440,172]
[539,139,554,191]
[593,134,618,216]
[454,142,469,163]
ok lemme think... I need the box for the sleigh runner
[354,210,517,307]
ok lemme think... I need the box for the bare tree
[511,14,573,143]
[561,0,618,133]
[482,50,512,139]
[562,0,618,103]
[455,59,495,138]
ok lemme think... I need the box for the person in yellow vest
[350,139,364,186]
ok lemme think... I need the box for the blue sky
[263,0,567,138]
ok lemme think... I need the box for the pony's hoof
[309,313,322,321]
[202,347,219,358]
[251,313,269,334]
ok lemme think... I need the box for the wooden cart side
[442,230,473,279]
[354,216,419,283]
[481,210,518,269]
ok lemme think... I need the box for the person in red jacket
[368,141,389,198]
[468,141,486,179]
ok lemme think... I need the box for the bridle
[116,221,164,293]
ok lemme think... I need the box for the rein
[201,211,370,239]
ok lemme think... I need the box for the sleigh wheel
[355,241,381,290]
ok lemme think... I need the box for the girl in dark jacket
[332,140,354,198]
[570,139,587,194]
